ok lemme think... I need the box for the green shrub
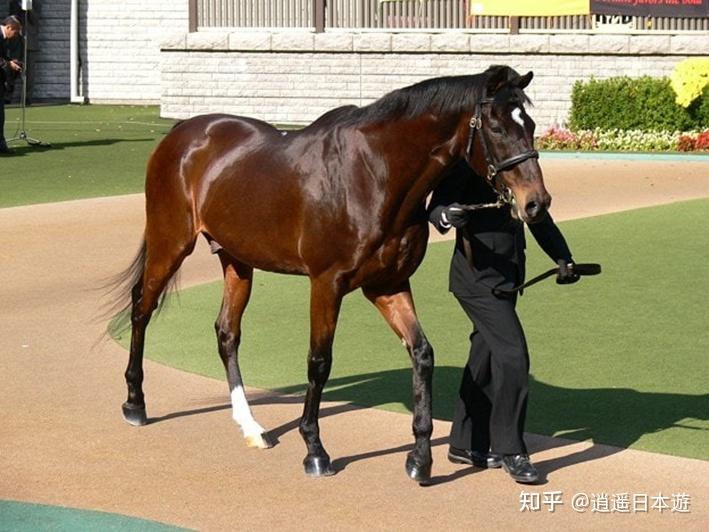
[689,85,709,128]
[569,76,707,132]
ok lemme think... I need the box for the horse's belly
[200,210,308,275]
[198,173,311,274]
[204,227,308,275]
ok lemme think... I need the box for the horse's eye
[490,126,504,134]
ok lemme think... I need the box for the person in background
[1,14,23,154]
[8,0,40,105]
[428,160,579,484]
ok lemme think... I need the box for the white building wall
[159,32,706,130]
[1,0,188,102]
[78,0,189,102]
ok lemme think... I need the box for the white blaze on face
[512,107,525,128]
[510,106,535,221]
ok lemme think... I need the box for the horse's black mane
[351,74,485,124]
[307,65,530,130]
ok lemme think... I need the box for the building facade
[3,1,707,129]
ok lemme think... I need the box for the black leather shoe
[502,454,539,483]
[448,447,502,468]
[0,142,13,155]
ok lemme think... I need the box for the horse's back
[146,113,283,201]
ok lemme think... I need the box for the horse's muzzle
[519,192,551,224]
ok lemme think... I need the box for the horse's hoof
[406,453,432,484]
[245,432,275,449]
[303,455,335,477]
[122,402,147,426]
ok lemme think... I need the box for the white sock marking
[230,385,265,438]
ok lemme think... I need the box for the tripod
[8,7,50,147]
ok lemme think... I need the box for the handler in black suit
[428,160,579,483]
[1,15,23,154]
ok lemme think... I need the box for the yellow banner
[469,0,590,16]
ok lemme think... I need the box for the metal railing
[192,0,709,32]
[327,0,475,29]
[193,0,507,30]
[196,0,313,28]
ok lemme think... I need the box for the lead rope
[459,196,508,211]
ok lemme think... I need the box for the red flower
[696,131,709,150]
[677,135,696,152]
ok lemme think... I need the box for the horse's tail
[101,239,146,338]
[101,239,180,339]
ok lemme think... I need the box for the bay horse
[116,65,550,483]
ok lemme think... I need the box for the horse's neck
[380,116,465,227]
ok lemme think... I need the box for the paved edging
[540,151,709,162]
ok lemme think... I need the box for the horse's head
[464,67,550,224]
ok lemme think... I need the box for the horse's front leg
[300,277,343,477]
[363,282,434,484]
[214,254,273,449]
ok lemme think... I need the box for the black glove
[556,259,580,284]
[441,203,471,229]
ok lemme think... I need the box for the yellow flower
[670,58,709,108]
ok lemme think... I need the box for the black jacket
[1,28,12,89]
[1,31,8,85]
[428,161,572,295]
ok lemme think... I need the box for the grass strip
[111,199,709,460]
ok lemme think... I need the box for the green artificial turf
[0,500,189,531]
[111,198,709,460]
[1,104,175,208]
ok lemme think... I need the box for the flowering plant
[696,131,709,150]
[670,58,709,108]
[536,127,709,153]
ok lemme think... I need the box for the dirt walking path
[1,159,708,530]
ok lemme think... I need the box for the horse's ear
[485,66,512,95]
[516,71,534,89]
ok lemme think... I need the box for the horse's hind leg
[214,252,273,449]
[122,234,197,426]
[363,282,434,484]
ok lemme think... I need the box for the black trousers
[449,283,530,456]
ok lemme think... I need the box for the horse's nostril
[525,201,540,218]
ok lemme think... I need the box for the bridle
[464,98,539,208]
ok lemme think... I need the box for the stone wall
[160,31,706,130]
[32,0,70,99]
